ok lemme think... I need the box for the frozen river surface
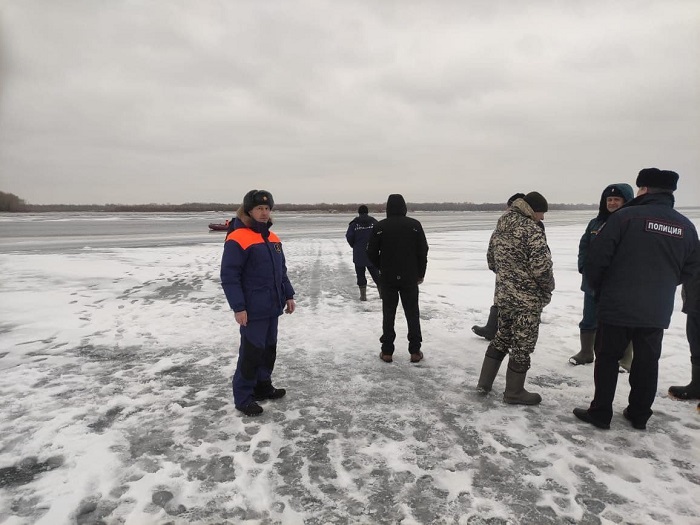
[0,211,699,524]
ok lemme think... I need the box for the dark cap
[358,205,369,215]
[507,193,526,207]
[602,185,630,201]
[523,191,548,213]
[243,190,274,213]
[636,168,678,191]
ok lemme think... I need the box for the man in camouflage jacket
[476,192,555,405]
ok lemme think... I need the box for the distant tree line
[1,191,596,213]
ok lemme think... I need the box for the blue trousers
[232,316,278,409]
[579,292,597,331]
[355,264,380,287]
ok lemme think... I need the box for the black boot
[359,286,367,301]
[569,330,596,365]
[476,346,506,394]
[573,408,610,429]
[472,305,498,340]
[668,364,700,400]
[254,380,287,401]
[237,401,263,416]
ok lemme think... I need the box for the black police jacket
[585,192,700,328]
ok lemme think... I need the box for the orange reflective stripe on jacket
[226,228,281,249]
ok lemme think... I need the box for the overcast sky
[1,1,698,206]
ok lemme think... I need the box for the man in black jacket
[346,205,380,301]
[668,268,700,401]
[574,168,700,430]
[367,194,429,363]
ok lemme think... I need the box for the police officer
[668,268,700,401]
[574,168,700,430]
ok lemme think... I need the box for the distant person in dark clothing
[668,268,700,401]
[367,194,429,363]
[574,168,700,430]
[346,205,380,301]
[570,183,634,370]
[472,192,526,340]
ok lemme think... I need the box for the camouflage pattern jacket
[487,198,555,312]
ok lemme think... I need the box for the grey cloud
[0,0,698,206]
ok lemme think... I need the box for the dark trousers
[380,283,422,354]
[588,322,663,425]
[687,313,700,366]
[354,264,380,287]
[232,316,279,409]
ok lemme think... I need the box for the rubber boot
[503,361,542,405]
[472,305,498,340]
[569,330,595,365]
[618,342,633,373]
[476,346,506,394]
[359,286,367,301]
[668,364,700,400]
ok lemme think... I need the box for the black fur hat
[636,168,678,191]
[243,190,274,213]
[523,191,548,213]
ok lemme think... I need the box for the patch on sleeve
[645,219,685,238]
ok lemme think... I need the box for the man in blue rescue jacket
[574,168,700,430]
[221,190,296,416]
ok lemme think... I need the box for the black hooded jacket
[585,192,700,328]
[577,183,634,294]
[366,194,429,285]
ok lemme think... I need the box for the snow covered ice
[0,211,699,524]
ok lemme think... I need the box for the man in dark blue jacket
[367,194,429,363]
[221,190,296,416]
[570,183,634,368]
[346,205,380,301]
[574,168,700,430]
